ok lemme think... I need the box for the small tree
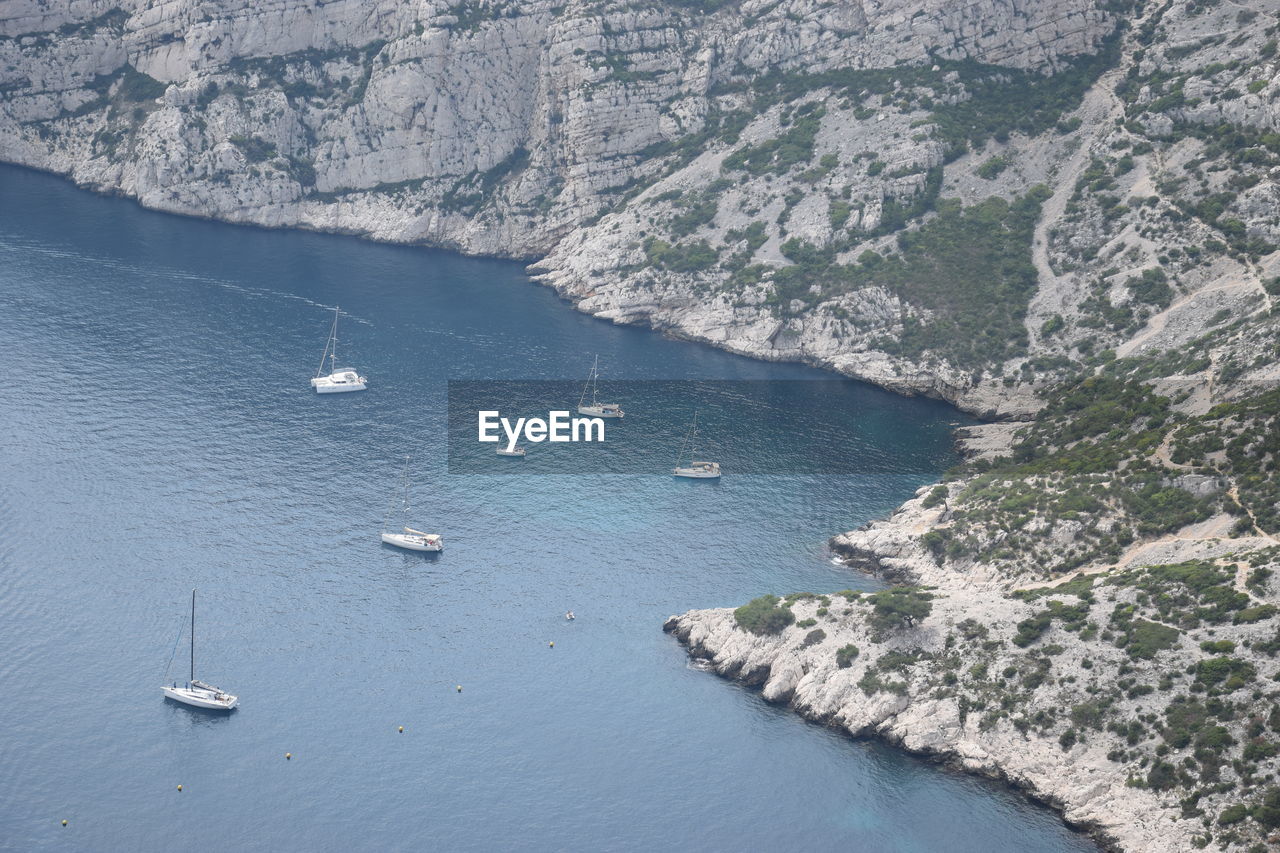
[866,587,934,638]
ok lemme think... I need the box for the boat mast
[329,307,340,374]
[590,356,601,407]
[190,589,196,684]
[676,411,697,467]
[578,355,598,410]
[316,307,340,379]
[400,455,411,523]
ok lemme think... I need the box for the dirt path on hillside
[1028,68,1125,327]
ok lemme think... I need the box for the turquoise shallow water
[0,164,1094,852]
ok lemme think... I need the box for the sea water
[0,164,1094,852]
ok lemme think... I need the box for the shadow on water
[161,698,237,724]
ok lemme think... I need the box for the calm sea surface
[0,164,1094,852]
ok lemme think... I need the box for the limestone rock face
[5,2,1280,415]
[0,0,1111,253]
[664,600,1190,853]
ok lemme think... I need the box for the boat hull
[312,371,367,393]
[381,532,443,552]
[162,685,238,710]
[496,448,526,457]
[577,406,623,418]
[673,467,721,479]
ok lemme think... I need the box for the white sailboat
[673,411,721,479]
[161,590,239,711]
[577,355,624,418]
[311,306,368,393]
[381,456,443,552]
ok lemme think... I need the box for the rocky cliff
[7,1,1280,414]
[0,0,1121,406]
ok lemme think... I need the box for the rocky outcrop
[663,598,1170,851]
[665,529,1280,853]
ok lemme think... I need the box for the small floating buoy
[456,685,462,693]
[176,785,183,792]
[548,641,554,648]
[61,820,67,827]
[285,753,292,760]
[398,726,404,733]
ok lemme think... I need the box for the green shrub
[734,594,796,635]
[1195,657,1256,688]
[1217,803,1249,825]
[668,195,718,237]
[835,644,859,668]
[230,135,277,164]
[828,199,852,229]
[644,237,719,273]
[802,628,827,647]
[1256,787,1280,828]
[1121,619,1180,659]
[1014,611,1053,647]
[1146,759,1179,790]
[721,104,826,176]
[1127,268,1173,308]
[1245,740,1279,761]
[1235,604,1278,624]
[1040,314,1065,336]
[116,65,166,102]
[976,155,1010,179]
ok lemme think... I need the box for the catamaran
[381,456,443,552]
[673,411,721,479]
[577,355,623,418]
[161,590,239,711]
[311,306,368,393]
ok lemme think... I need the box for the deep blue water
[0,164,1094,852]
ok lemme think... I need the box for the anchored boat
[381,456,443,552]
[577,355,623,418]
[673,411,721,479]
[311,306,368,393]
[162,590,239,711]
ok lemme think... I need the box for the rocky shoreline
[665,441,1280,853]
[662,611,1131,850]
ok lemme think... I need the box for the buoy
[285,753,292,760]
[549,641,554,648]
[176,785,183,792]
[456,685,462,693]
[398,726,404,733]
[61,820,67,827]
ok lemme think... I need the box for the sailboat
[381,456,443,552]
[161,590,239,711]
[672,411,721,479]
[577,355,624,418]
[311,306,368,393]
